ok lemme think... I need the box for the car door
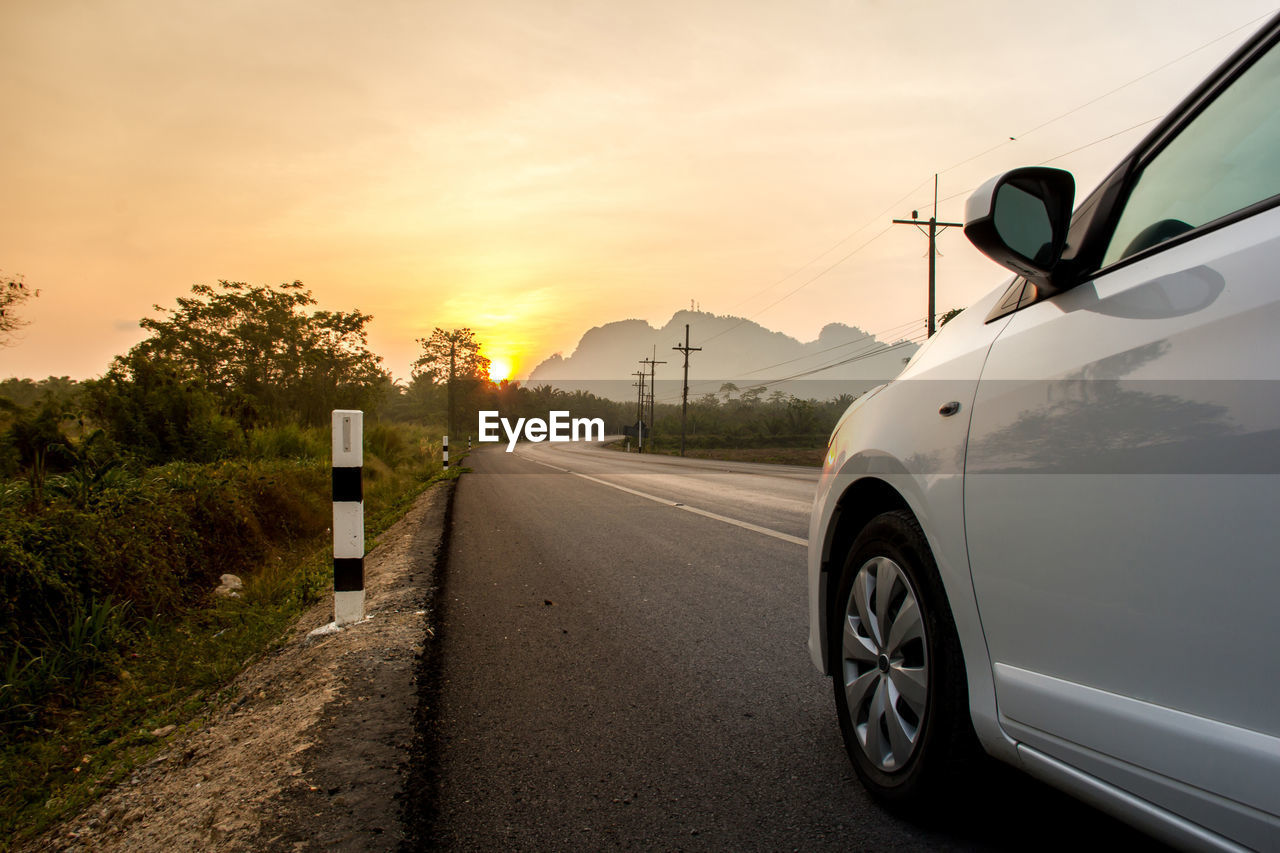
[963,28,1280,847]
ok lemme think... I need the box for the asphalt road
[423,442,1168,851]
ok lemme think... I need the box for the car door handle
[939,401,961,417]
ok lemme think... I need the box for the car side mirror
[964,167,1075,293]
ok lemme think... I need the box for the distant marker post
[331,410,364,626]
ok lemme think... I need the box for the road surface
[422,441,1166,850]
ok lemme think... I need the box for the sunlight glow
[488,357,513,382]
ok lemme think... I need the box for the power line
[1038,115,1164,165]
[698,223,896,348]
[905,12,1275,214]
[658,315,925,403]
[737,337,926,394]
[655,319,929,404]
[721,176,936,317]
[747,336,922,390]
[677,10,1274,370]
[938,8,1276,175]
[697,110,1169,352]
[733,316,925,378]
[883,112,1168,228]
[761,10,1275,318]
[659,101,1172,396]
[900,114,1166,216]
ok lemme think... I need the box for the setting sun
[488,358,513,382]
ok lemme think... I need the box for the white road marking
[517,452,808,547]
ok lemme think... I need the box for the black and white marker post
[331,409,364,626]
[443,434,449,471]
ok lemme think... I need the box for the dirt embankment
[28,481,453,852]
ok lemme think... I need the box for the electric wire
[716,8,1277,333]
[938,8,1276,176]
[736,337,925,394]
[654,317,929,403]
[1038,115,1164,165]
[720,176,936,317]
[734,318,922,378]
[696,106,1181,353]
[896,113,1166,218]
[697,223,895,348]
[655,337,918,405]
[668,315,924,399]
[634,8,1278,399]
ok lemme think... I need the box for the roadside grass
[0,422,448,851]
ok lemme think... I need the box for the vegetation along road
[416,442,1166,850]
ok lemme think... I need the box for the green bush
[84,357,245,465]
[365,421,408,467]
[0,459,329,732]
[246,423,328,461]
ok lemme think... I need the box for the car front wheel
[831,509,977,806]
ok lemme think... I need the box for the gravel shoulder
[28,480,453,852]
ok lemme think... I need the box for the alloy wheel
[840,555,929,772]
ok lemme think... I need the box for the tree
[4,402,71,503]
[0,376,80,410]
[85,353,241,463]
[412,327,490,384]
[938,307,964,327]
[118,280,387,427]
[1,273,37,344]
[413,328,491,438]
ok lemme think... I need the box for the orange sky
[2,1,1274,382]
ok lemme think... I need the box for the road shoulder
[31,480,454,852]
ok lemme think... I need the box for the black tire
[830,509,978,807]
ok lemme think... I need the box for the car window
[1101,40,1280,267]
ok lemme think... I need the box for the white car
[808,14,1280,851]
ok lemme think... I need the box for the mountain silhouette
[528,310,917,401]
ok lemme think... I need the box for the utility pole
[640,348,666,449]
[672,324,701,457]
[633,370,647,451]
[892,174,962,338]
[447,340,456,443]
